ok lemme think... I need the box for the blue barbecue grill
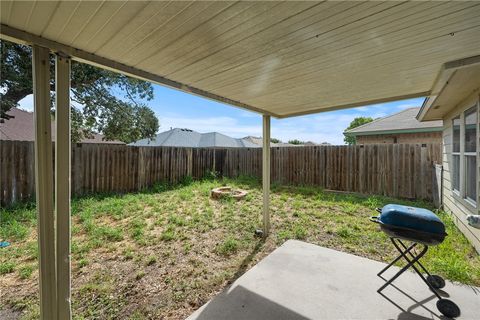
[370,204,460,318]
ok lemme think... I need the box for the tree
[270,138,281,143]
[288,139,304,145]
[0,40,159,143]
[343,117,374,145]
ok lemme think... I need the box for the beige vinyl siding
[442,92,480,253]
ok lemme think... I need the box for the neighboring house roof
[344,107,443,136]
[242,136,294,147]
[242,136,326,147]
[0,108,125,144]
[131,128,260,148]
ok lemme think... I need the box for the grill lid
[379,204,446,235]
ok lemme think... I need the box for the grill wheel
[427,274,446,289]
[437,299,461,318]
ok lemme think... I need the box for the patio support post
[33,45,57,320]
[55,54,72,319]
[262,115,271,235]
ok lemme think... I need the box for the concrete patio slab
[188,240,479,320]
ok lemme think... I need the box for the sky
[18,84,425,145]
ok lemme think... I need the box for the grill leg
[377,239,428,294]
[377,242,417,277]
[391,240,442,300]
[397,240,433,279]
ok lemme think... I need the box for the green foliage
[160,225,176,241]
[216,237,239,255]
[204,170,219,181]
[145,256,157,266]
[0,40,158,143]
[135,270,146,280]
[78,258,89,268]
[130,219,146,242]
[0,262,15,274]
[0,203,35,240]
[270,138,281,143]
[343,116,374,145]
[92,226,124,242]
[18,265,34,279]
[288,139,304,145]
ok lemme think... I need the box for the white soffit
[418,59,480,121]
[1,1,480,118]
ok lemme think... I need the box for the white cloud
[156,110,385,145]
[157,112,352,144]
[18,94,34,112]
[158,115,262,138]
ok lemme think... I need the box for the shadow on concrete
[380,282,450,320]
[192,285,310,320]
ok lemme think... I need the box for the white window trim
[452,116,461,193]
[452,104,478,208]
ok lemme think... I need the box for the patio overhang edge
[0,24,279,118]
[274,91,430,119]
[417,55,480,121]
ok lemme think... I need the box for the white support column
[55,54,71,320]
[262,115,271,235]
[33,45,57,320]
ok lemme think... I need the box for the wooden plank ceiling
[1,1,480,118]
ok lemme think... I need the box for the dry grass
[1,176,479,319]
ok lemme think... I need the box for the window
[451,105,478,206]
[452,117,461,192]
[464,107,477,203]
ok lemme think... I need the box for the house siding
[442,92,480,253]
[356,132,442,145]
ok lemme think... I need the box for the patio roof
[189,240,479,320]
[1,1,480,118]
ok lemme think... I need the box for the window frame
[452,116,461,194]
[464,106,478,205]
[451,103,478,208]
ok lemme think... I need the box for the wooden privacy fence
[0,141,442,206]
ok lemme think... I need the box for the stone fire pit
[211,187,248,200]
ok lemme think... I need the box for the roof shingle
[345,108,443,135]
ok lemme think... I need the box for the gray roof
[131,128,259,148]
[242,136,294,147]
[345,107,443,136]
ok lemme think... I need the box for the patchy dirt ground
[1,177,479,319]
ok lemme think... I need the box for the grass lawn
[1,176,479,319]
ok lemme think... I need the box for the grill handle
[370,216,380,224]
